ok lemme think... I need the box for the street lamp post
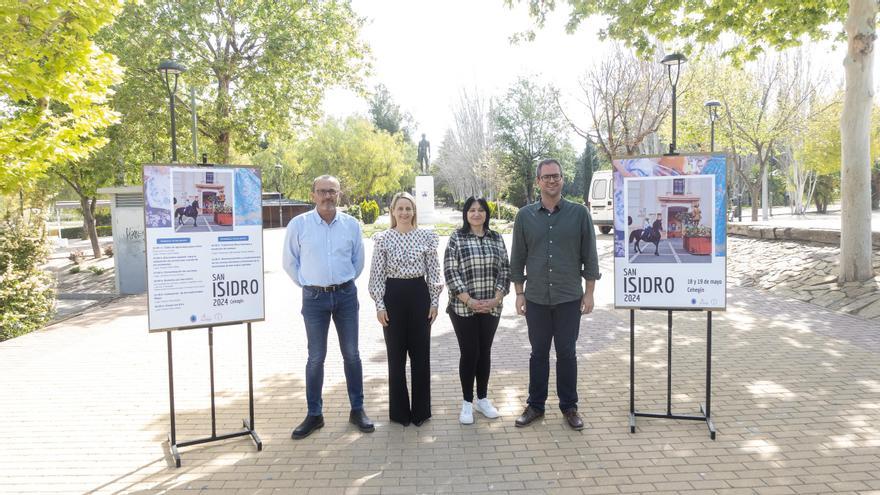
[704,100,721,153]
[661,53,687,155]
[157,59,187,163]
[274,163,283,228]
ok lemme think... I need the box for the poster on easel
[143,164,265,331]
[612,154,727,310]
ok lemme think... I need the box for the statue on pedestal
[417,134,431,174]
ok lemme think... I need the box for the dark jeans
[383,277,431,424]
[524,298,581,412]
[449,311,499,402]
[301,282,363,416]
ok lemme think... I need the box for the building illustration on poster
[613,154,727,310]
[143,165,265,332]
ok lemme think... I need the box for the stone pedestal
[414,175,435,225]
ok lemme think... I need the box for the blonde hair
[389,192,417,228]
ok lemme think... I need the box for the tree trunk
[749,183,761,221]
[840,0,877,282]
[217,75,231,164]
[80,196,101,258]
[761,163,770,220]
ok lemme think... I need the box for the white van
[588,170,613,234]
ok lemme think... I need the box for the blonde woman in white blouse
[368,192,443,427]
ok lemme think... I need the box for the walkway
[2,231,878,494]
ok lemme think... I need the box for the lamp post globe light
[661,53,687,155]
[157,59,187,163]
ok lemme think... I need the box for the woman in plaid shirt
[443,197,511,425]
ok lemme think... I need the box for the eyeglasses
[539,174,562,182]
[316,189,338,196]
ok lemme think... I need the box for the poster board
[612,154,727,310]
[143,164,265,331]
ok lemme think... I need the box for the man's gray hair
[535,158,562,178]
[312,175,341,192]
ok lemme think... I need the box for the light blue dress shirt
[282,209,365,287]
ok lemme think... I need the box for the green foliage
[0,1,123,193]
[299,117,412,203]
[369,84,415,142]
[496,202,519,221]
[88,265,106,275]
[106,0,369,163]
[347,203,362,221]
[0,219,55,341]
[493,78,570,205]
[508,1,846,63]
[814,174,838,213]
[359,200,380,225]
[60,226,112,239]
[68,266,81,274]
[486,201,498,218]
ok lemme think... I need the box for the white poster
[143,165,265,331]
[612,154,727,310]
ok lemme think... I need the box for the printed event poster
[612,154,727,310]
[143,165,265,331]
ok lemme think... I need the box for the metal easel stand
[166,321,262,467]
[629,309,716,440]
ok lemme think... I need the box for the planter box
[684,235,711,255]
[214,212,233,226]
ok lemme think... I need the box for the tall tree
[369,83,415,142]
[562,44,671,162]
[298,117,411,203]
[435,90,501,202]
[105,0,369,164]
[0,1,123,193]
[508,0,876,282]
[493,78,569,205]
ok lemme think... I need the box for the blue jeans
[524,299,581,412]
[301,282,364,416]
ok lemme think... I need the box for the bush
[0,220,55,342]
[69,266,81,274]
[347,203,362,221]
[496,202,518,221]
[88,266,106,276]
[60,225,112,239]
[486,201,498,219]
[103,244,114,257]
[68,250,85,264]
[360,200,380,224]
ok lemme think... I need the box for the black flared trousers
[383,277,431,424]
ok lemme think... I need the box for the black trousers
[449,311,499,402]
[524,299,581,412]
[383,277,431,424]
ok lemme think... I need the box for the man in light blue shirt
[282,175,372,439]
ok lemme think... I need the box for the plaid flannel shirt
[443,229,511,317]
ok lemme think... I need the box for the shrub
[0,220,55,342]
[60,225,112,239]
[103,244,114,257]
[360,200,380,224]
[496,202,518,221]
[347,203,362,221]
[486,201,498,218]
[68,250,85,264]
[88,266,106,275]
[69,266,81,274]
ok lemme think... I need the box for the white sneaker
[459,400,474,424]
[474,398,500,419]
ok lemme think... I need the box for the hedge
[60,225,112,239]
[0,220,55,341]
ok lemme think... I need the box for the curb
[729,223,880,247]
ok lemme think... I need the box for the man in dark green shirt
[510,158,601,431]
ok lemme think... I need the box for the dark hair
[535,158,562,178]
[459,196,492,234]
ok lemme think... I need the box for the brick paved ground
[1,230,878,494]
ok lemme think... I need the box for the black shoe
[412,416,430,427]
[291,414,324,440]
[514,406,544,427]
[562,408,584,431]
[349,409,375,433]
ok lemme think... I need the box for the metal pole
[630,310,635,415]
[167,331,176,446]
[170,75,179,163]
[191,87,198,162]
[670,83,677,154]
[209,327,216,438]
[710,120,715,153]
[248,323,255,430]
[667,310,673,416]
